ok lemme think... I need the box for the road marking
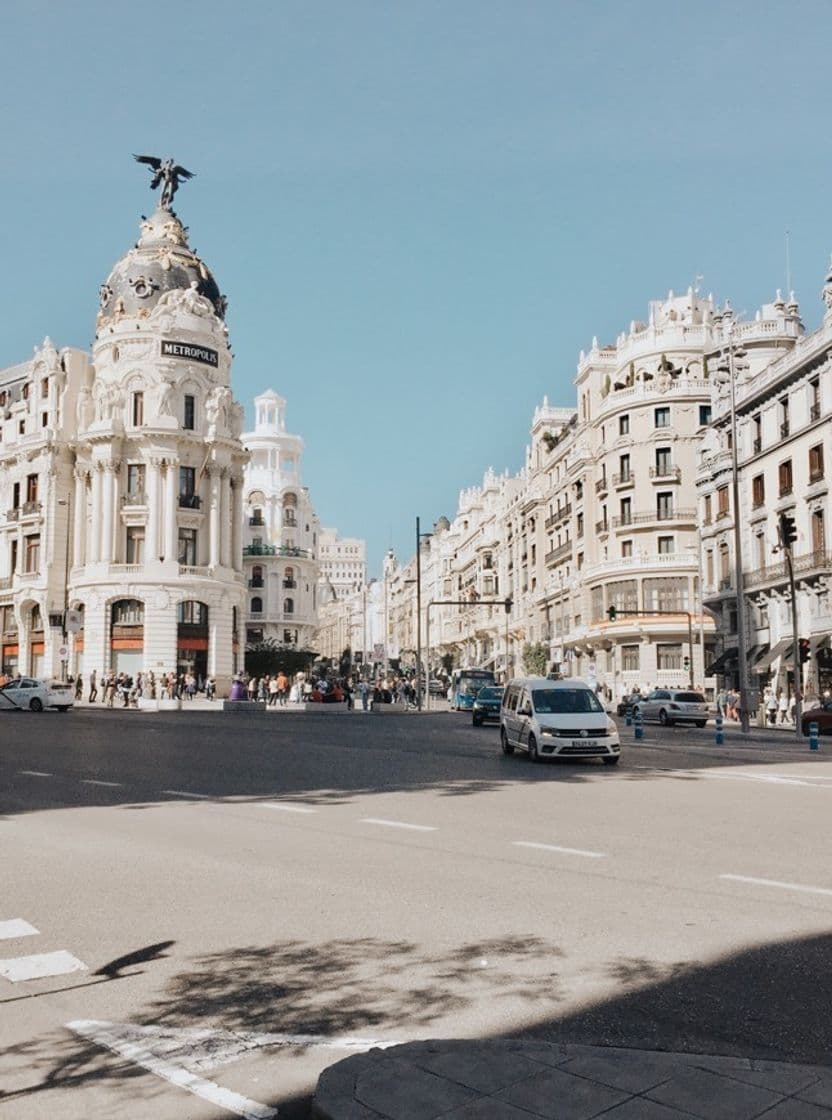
[82,779,123,788]
[0,950,87,982]
[67,1021,404,1118]
[18,770,52,777]
[360,817,436,832]
[0,919,39,940]
[257,801,316,814]
[513,840,607,859]
[720,874,832,898]
[161,790,212,800]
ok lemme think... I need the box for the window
[699,404,712,426]
[658,536,674,554]
[812,509,826,553]
[752,414,762,454]
[40,377,49,398]
[247,628,264,644]
[24,534,39,573]
[657,643,683,670]
[178,601,208,625]
[127,463,145,496]
[644,576,688,612]
[112,598,144,625]
[810,378,821,421]
[576,552,584,570]
[654,407,670,428]
[622,645,640,672]
[250,597,263,614]
[26,474,38,503]
[706,551,714,586]
[179,466,197,509]
[756,533,766,569]
[283,566,296,588]
[719,546,731,583]
[9,539,18,573]
[619,414,630,436]
[608,579,638,613]
[809,444,825,483]
[778,459,793,496]
[284,629,297,645]
[591,586,604,620]
[126,527,144,564]
[655,447,672,475]
[619,497,632,525]
[779,396,790,438]
[752,475,765,508]
[657,492,674,519]
[621,539,633,557]
[183,394,195,430]
[283,597,294,615]
[703,495,712,524]
[619,453,631,481]
[717,485,729,517]
[132,391,144,427]
[178,528,197,565]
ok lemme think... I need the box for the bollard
[634,708,644,741]
[715,713,724,746]
[625,704,633,727]
[809,721,819,752]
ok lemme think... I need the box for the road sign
[58,646,68,659]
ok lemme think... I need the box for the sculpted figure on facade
[156,376,174,417]
[76,383,94,431]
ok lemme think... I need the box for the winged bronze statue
[133,154,195,209]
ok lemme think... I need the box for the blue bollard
[634,709,644,741]
[810,721,819,752]
[715,713,724,746]
[625,704,633,727]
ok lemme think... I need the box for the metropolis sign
[161,340,219,367]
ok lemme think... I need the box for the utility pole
[415,517,422,711]
[778,513,802,739]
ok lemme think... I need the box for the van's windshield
[532,689,604,714]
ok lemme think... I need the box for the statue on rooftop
[133,154,195,209]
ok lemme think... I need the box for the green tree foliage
[244,639,317,678]
[522,641,548,676]
[440,652,455,676]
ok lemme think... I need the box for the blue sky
[2,0,830,571]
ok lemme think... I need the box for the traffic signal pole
[784,541,802,740]
[607,608,696,689]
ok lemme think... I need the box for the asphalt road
[1,708,831,1119]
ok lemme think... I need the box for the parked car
[800,702,832,736]
[0,677,74,712]
[616,692,643,716]
[500,677,620,764]
[472,686,504,726]
[429,678,447,696]
[631,689,708,727]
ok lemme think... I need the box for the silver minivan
[500,677,621,764]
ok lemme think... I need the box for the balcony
[282,515,297,528]
[595,519,609,535]
[611,508,696,528]
[179,494,202,510]
[744,549,832,591]
[0,576,12,590]
[283,579,297,589]
[243,544,311,558]
[545,541,572,566]
[650,465,681,482]
[179,564,211,577]
[122,491,147,506]
[612,472,634,489]
[544,502,572,529]
[611,513,633,528]
[248,578,264,588]
[249,516,265,527]
[21,500,41,516]
[5,508,19,522]
[716,509,731,520]
[595,477,608,495]
[719,577,733,591]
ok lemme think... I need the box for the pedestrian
[74,673,83,702]
[788,688,797,725]
[765,687,777,726]
[276,670,289,705]
[778,689,789,725]
[206,677,216,701]
[248,676,258,702]
[268,675,279,706]
[257,677,267,703]
[88,669,98,703]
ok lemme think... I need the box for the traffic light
[683,655,691,671]
[607,605,617,622]
[799,638,811,665]
[779,513,797,549]
[504,597,512,614]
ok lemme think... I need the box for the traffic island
[222,700,264,713]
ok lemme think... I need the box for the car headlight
[541,729,556,737]
[607,718,617,733]
[473,702,481,709]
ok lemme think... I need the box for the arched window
[111,598,144,625]
[177,600,208,626]
[283,598,294,615]
[283,566,295,589]
[251,597,263,614]
[251,565,264,588]
[282,493,297,527]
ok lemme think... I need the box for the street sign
[58,646,68,659]
[65,609,82,633]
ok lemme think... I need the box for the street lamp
[716,336,752,734]
[57,494,71,682]
[414,517,432,710]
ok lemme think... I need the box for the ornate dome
[97,206,226,330]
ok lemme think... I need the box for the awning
[705,648,737,676]
[754,638,792,674]
[811,635,830,654]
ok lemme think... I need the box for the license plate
[572,739,597,748]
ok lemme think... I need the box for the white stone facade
[242,390,320,650]
[0,201,249,692]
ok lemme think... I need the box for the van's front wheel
[500,727,514,755]
[528,734,539,763]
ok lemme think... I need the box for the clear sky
[2,0,830,573]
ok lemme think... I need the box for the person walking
[778,689,789,725]
[88,669,98,703]
[268,675,280,706]
[74,673,83,702]
[765,687,777,726]
[359,680,369,711]
[276,670,289,706]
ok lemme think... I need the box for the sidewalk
[312,1038,832,1119]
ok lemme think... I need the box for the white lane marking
[0,919,39,940]
[68,1020,276,1120]
[257,801,316,814]
[705,772,815,787]
[720,874,832,898]
[514,840,607,859]
[82,779,123,788]
[161,790,212,800]
[18,770,52,777]
[360,817,436,832]
[0,950,87,982]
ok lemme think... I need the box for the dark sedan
[801,702,832,736]
[472,686,505,726]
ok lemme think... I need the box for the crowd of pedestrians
[74,669,217,707]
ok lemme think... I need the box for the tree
[338,647,352,676]
[522,641,548,676]
[244,639,318,678]
[440,652,455,676]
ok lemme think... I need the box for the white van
[500,677,620,764]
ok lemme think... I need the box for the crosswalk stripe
[0,919,39,940]
[0,950,87,982]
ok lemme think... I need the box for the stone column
[145,457,162,564]
[208,465,220,569]
[220,471,231,569]
[72,469,86,569]
[100,461,115,563]
[231,473,243,572]
[164,458,178,564]
[89,463,103,563]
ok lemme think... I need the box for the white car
[632,689,708,727]
[0,677,74,712]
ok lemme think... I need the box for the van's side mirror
[519,702,531,716]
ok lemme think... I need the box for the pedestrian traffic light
[799,638,811,665]
[504,597,512,614]
[779,513,797,549]
[607,605,617,622]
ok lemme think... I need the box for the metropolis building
[0,182,249,690]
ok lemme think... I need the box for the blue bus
[450,668,497,711]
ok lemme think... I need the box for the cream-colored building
[242,390,320,651]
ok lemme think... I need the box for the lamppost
[414,517,432,710]
[57,493,71,682]
[716,335,752,734]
